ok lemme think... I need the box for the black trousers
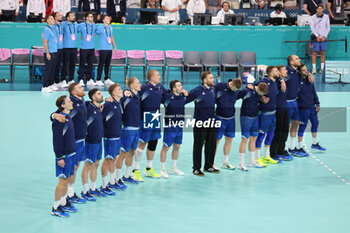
[97,50,112,81]
[193,123,217,171]
[0,10,16,22]
[270,109,289,157]
[54,49,64,84]
[79,49,95,81]
[62,48,77,82]
[26,13,42,23]
[43,52,57,87]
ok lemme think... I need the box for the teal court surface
[1,73,350,233]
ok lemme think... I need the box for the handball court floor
[1,68,350,233]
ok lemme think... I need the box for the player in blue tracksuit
[286,55,315,157]
[81,89,105,200]
[186,72,219,176]
[51,95,77,217]
[159,80,187,178]
[213,78,242,170]
[238,82,269,172]
[119,77,142,184]
[255,66,281,167]
[132,70,167,181]
[100,83,125,194]
[51,83,87,204]
[297,63,326,152]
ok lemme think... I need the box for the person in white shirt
[53,0,72,17]
[0,0,19,22]
[270,4,287,18]
[187,0,206,24]
[26,0,46,23]
[217,1,234,23]
[161,0,182,24]
[251,0,268,9]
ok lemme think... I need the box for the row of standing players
[50,58,326,217]
[42,11,117,93]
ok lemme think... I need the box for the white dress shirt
[187,0,206,19]
[217,9,234,23]
[162,0,182,21]
[0,0,19,12]
[26,0,46,17]
[53,0,71,16]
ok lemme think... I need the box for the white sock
[290,137,296,150]
[102,176,107,188]
[313,137,318,144]
[146,160,152,168]
[54,200,60,209]
[133,148,144,170]
[124,166,131,178]
[264,147,270,158]
[161,162,166,170]
[249,151,255,162]
[239,153,245,164]
[298,141,303,149]
[60,196,67,206]
[223,155,229,163]
[91,182,96,191]
[116,169,121,181]
[312,64,316,69]
[110,172,115,185]
[171,160,177,168]
[256,149,261,159]
[321,63,324,69]
[82,183,88,194]
[67,183,74,198]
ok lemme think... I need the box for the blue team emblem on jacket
[143,110,161,129]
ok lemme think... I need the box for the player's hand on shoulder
[124,90,132,97]
[247,84,254,90]
[308,73,314,83]
[261,96,270,104]
[182,89,189,96]
[54,113,66,123]
[105,96,113,102]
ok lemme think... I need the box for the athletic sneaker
[96,80,104,86]
[41,87,52,93]
[282,150,294,161]
[192,169,205,176]
[160,169,169,179]
[319,69,324,74]
[68,193,87,204]
[86,79,97,86]
[100,186,116,196]
[122,176,140,184]
[49,84,59,91]
[143,167,161,178]
[131,169,144,182]
[271,155,283,163]
[61,201,77,213]
[104,79,114,86]
[89,188,107,197]
[78,79,85,87]
[311,142,326,151]
[81,191,96,201]
[289,148,304,157]
[262,156,279,164]
[256,158,267,167]
[221,161,235,170]
[298,148,310,157]
[248,160,263,168]
[213,163,220,170]
[203,167,220,173]
[117,179,128,190]
[238,163,248,172]
[59,80,69,88]
[67,80,75,86]
[53,82,61,89]
[51,206,69,218]
[169,167,184,176]
[312,68,317,74]
[108,182,123,190]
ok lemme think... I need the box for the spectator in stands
[205,0,221,16]
[270,4,287,18]
[53,0,71,17]
[0,0,19,22]
[26,0,46,23]
[251,0,268,9]
[310,4,330,74]
[107,0,127,23]
[327,0,349,22]
[78,0,101,21]
[161,0,182,24]
[187,0,206,24]
[217,1,234,23]
[147,0,161,8]
[303,0,322,15]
